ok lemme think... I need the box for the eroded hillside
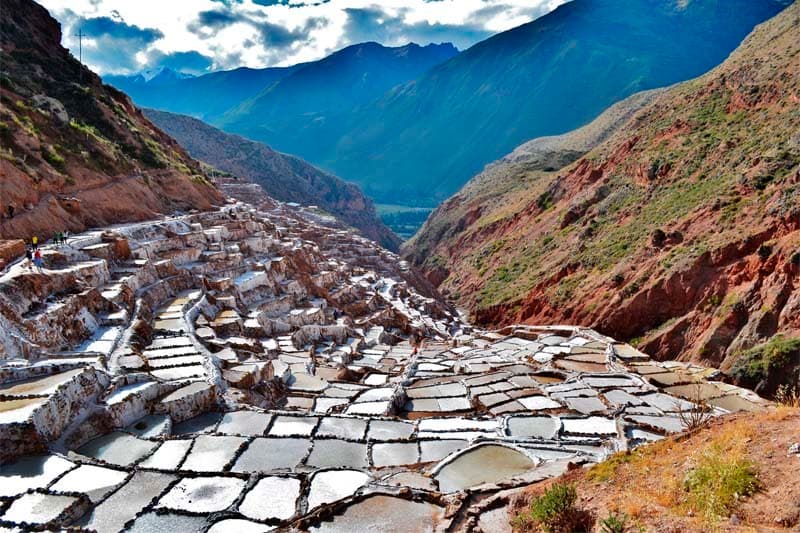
[407,2,800,373]
[0,0,223,242]
[144,109,401,251]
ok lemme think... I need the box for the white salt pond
[306,469,370,510]
[433,444,536,493]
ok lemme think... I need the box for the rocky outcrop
[0,0,223,242]
[405,3,800,370]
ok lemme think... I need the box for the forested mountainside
[303,0,790,205]
[406,2,800,378]
[0,0,223,241]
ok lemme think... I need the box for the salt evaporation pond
[128,512,209,533]
[306,439,369,468]
[0,455,74,497]
[307,469,370,510]
[77,431,158,466]
[156,476,245,512]
[232,437,311,472]
[239,476,300,520]
[310,494,444,532]
[434,444,536,492]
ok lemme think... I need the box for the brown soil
[510,408,800,532]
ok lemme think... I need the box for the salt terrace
[0,199,768,532]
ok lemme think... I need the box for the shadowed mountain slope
[145,109,401,250]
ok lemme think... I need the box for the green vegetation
[11,113,37,137]
[587,451,636,483]
[42,144,66,171]
[375,204,433,240]
[514,483,593,532]
[69,119,105,143]
[683,444,760,520]
[731,334,800,383]
[599,511,630,533]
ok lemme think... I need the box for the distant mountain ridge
[118,67,194,86]
[215,42,459,162]
[112,0,789,210]
[144,109,401,251]
[106,41,457,130]
[105,64,304,122]
[307,0,790,205]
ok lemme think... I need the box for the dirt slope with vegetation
[511,407,800,532]
[406,2,800,374]
[0,0,223,242]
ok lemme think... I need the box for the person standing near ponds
[33,248,43,273]
[24,247,33,270]
[31,235,38,250]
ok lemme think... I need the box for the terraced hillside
[407,2,800,373]
[0,0,223,242]
[0,198,769,531]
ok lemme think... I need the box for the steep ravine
[405,2,800,372]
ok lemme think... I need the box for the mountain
[105,64,303,122]
[115,67,195,87]
[404,2,800,373]
[108,41,457,141]
[216,42,458,161]
[0,0,223,242]
[288,0,788,205]
[144,109,401,251]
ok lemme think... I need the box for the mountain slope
[405,1,800,371]
[0,0,223,241]
[307,0,789,205]
[145,109,401,250]
[105,64,302,123]
[216,42,458,160]
[511,409,800,531]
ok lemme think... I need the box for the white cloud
[39,0,569,75]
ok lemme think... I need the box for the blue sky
[39,0,567,75]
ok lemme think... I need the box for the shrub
[774,384,800,408]
[42,144,66,171]
[684,445,760,521]
[514,483,593,532]
[599,511,629,533]
[732,335,800,384]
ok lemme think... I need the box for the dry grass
[774,384,800,408]
[676,383,715,431]
[580,420,759,526]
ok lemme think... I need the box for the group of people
[53,231,69,247]
[24,237,43,273]
[22,231,69,273]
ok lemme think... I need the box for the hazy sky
[39,0,568,76]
